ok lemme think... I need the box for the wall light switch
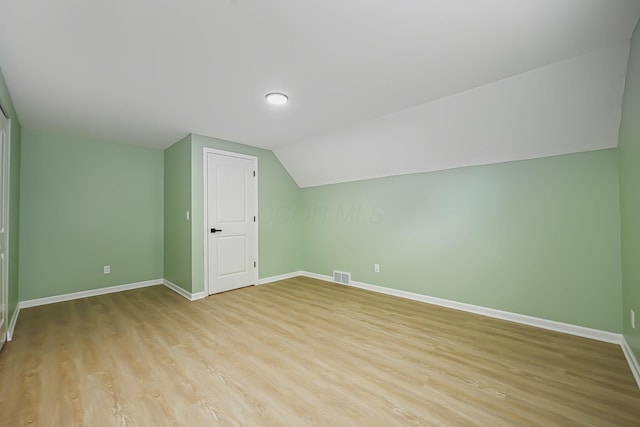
[104,265,111,274]
[186,211,190,221]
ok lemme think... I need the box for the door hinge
[253,171,256,177]
[253,216,256,222]
[253,261,257,268]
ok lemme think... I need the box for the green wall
[190,134,302,293]
[0,68,21,327]
[2,48,635,345]
[164,135,192,292]
[6,110,628,337]
[19,128,164,300]
[301,150,622,333]
[619,24,640,362]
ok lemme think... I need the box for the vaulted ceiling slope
[276,43,631,187]
[1,1,639,186]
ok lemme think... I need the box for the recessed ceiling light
[265,92,288,105]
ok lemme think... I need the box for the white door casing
[0,112,9,351]
[204,148,258,295]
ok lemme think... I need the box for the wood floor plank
[1,276,639,426]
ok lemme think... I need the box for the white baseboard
[19,279,163,309]
[301,271,333,282]
[258,271,304,285]
[621,336,640,389]
[7,304,20,341]
[299,271,622,345]
[163,279,206,301]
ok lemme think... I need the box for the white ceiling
[276,43,631,187]
[1,0,639,185]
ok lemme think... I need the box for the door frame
[0,111,10,348]
[203,147,259,296]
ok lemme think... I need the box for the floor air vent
[333,270,351,285]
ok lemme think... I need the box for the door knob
[210,228,223,233]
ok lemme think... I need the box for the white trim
[163,279,206,301]
[193,291,206,300]
[299,271,622,344]
[163,279,191,300]
[19,279,163,308]
[1,115,10,346]
[258,271,304,285]
[203,147,259,296]
[302,271,333,282]
[621,336,640,389]
[202,147,258,162]
[7,303,19,341]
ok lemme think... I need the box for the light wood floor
[1,277,639,426]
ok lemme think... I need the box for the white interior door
[0,112,9,351]
[205,149,258,294]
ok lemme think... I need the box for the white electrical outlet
[103,265,111,274]
[632,309,636,329]
[374,263,380,273]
